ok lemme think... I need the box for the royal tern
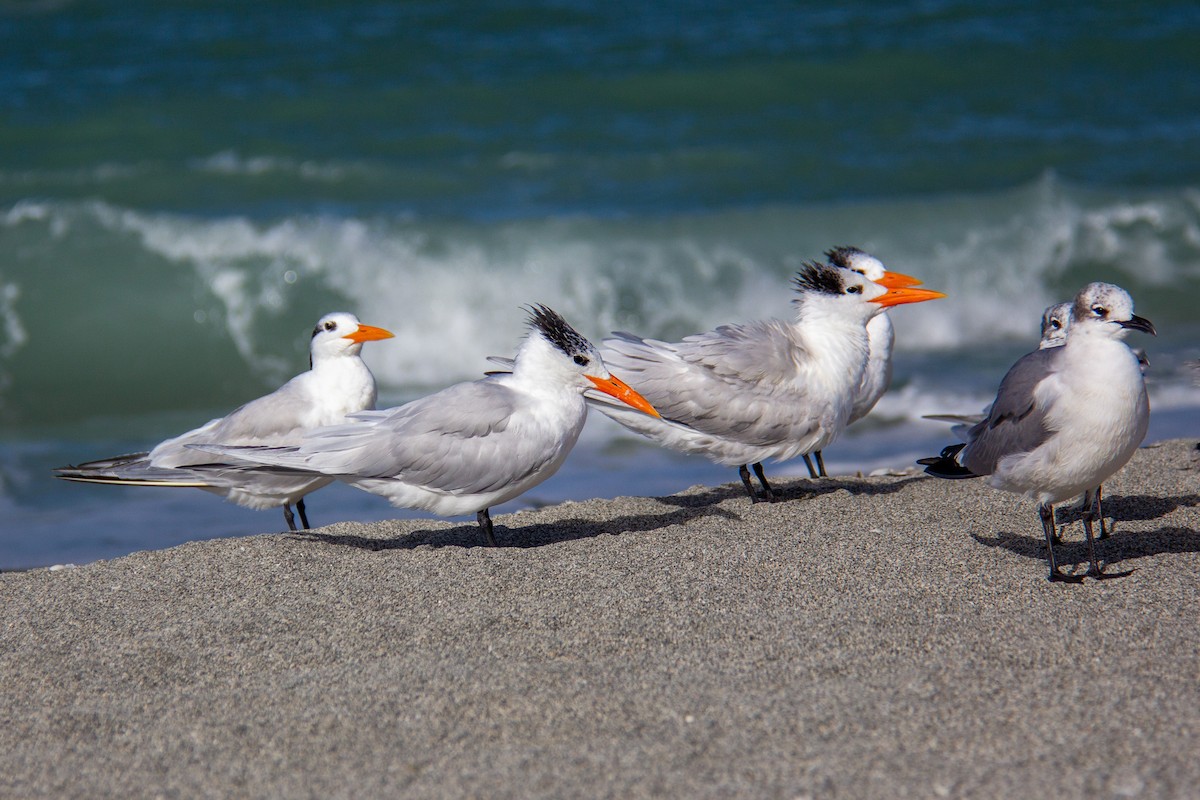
[919,283,1155,582]
[56,312,394,531]
[588,261,945,503]
[801,246,927,478]
[195,305,660,546]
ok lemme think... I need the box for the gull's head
[1038,302,1072,348]
[520,304,659,417]
[1072,283,1156,340]
[826,245,923,289]
[310,312,395,362]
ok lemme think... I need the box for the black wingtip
[918,443,978,479]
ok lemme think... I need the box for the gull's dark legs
[1053,486,1107,544]
[752,462,779,502]
[283,504,298,532]
[802,455,819,480]
[1040,503,1083,583]
[297,497,311,530]
[1082,489,1132,580]
[1095,485,1109,539]
[477,508,497,546]
[814,451,827,479]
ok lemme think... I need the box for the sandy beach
[2,439,1198,799]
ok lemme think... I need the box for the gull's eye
[1050,320,1062,330]
[846,285,862,294]
[573,354,589,367]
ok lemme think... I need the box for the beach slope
[3,440,1198,798]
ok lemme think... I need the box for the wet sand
[3,439,1198,798]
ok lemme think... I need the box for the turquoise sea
[2,1,1199,568]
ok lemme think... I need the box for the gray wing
[147,378,319,467]
[256,378,559,495]
[602,323,815,445]
[962,347,1061,476]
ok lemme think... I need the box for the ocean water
[2,1,1199,568]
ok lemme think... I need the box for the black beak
[1120,314,1157,336]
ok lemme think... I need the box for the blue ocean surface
[2,1,1199,568]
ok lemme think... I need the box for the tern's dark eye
[573,355,590,366]
[324,320,337,331]
[1091,305,1106,318]
[846,285,862,294]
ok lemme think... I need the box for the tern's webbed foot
[1047,570,1086,584]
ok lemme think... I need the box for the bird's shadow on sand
[290,501,741,551]
[1093,493,1200,522]
[972,493,1200,570]
[652,475,925,509]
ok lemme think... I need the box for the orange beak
[587,374,661,418]
[344,324,395,343]
[873,286,947,308]
[875,270,924,289]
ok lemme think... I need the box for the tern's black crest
[825,246,864,269]
[526,304,592,357]
[792,261,845,297]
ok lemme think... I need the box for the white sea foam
[3,176,1199,403]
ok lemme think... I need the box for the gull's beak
[875,270,923,289]
[873,286,947,308]
[345,324,395,343]
[587,374,660,418]
[1120,314,1157,336]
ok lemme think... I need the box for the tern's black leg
[738,464,759,502]
[814,451,828,479]
[297,497,311,530]
[802,454,819,480]
[477,509,498,546]
[1040,503,1082,583]
[1082,491,1132,580]
[282,504,298,532]
[752,462,779,502]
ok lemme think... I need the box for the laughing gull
[919,282,1155,582]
